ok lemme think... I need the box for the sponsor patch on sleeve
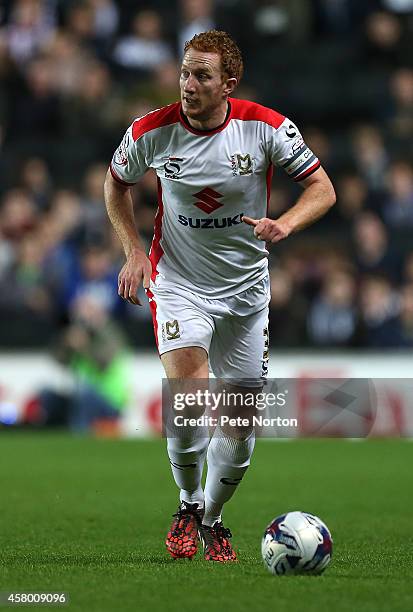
[282,146,319,179]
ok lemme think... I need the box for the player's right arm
[104,122,152,306]
[104,171,152,305]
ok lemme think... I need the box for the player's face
[180,50,235,125]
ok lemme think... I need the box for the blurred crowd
[1,0,413,351]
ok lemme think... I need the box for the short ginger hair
[184,30,244,84]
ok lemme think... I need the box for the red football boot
[199,521,237,562]
[166,501,203,559]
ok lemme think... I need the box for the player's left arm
[242,165,336,243]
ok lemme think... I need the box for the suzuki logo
[192,187,223,214]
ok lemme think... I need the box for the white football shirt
[110,98,320,299]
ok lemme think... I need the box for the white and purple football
[261,511,333,576]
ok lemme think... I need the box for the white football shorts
[146,275,270,386]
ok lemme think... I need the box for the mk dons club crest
[162,319,181,341]
[231,153,255,176]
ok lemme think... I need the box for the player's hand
[118,249,152,306]
[242,216,292,243]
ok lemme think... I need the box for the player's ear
[223,77,237,96]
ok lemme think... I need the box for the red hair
[184,30,243,84]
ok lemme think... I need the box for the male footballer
[104,30,335,562]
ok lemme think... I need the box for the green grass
[0,434,412,611]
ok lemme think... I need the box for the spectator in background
[62,242,122,320]
[0,230,50,309]
[335,173,368,223]
[307,269,357,347]
[63,1,98,53]
[303,127,337,175]
[47,189,83,246]
[252,0,312,44]
[353,211,402,282]
[269,266,308,346]
[61,60,122,148]
[313,0,378,38]
[113,9,173,73]
[0,35,10,158]
[281,248,324,296]
[362,11,410,69]
[8,55,61,154]
[403,250,413,283]
[131,60,180,109]
[387,68,413,146]
[399,283,413,345]
[351,125,389,193]
[358,275,403,347]
[88,0,119,42]
[381,160,413,227]
[38,293,130,433]
[0,0,55,67]
[382,0,413,14]
[44,30,92,96]
[57,63,124,181]
[19,156,52,212]
[178,0,215,54]
[0,228,14,277]
[0,188,36,243]
[38,190,82,315]
[80,163,112,243]
[0,230,57,344]
[267,185,290,219]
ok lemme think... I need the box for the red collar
[179,101,232,136]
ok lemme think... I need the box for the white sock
[167,436,208,508]
[203,429,255,526]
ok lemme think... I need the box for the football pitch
[0,434,412,612]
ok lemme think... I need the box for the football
[261,511,333,576]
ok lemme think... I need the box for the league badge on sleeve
[114,133,130,166]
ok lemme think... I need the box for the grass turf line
[0,434,412,611]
